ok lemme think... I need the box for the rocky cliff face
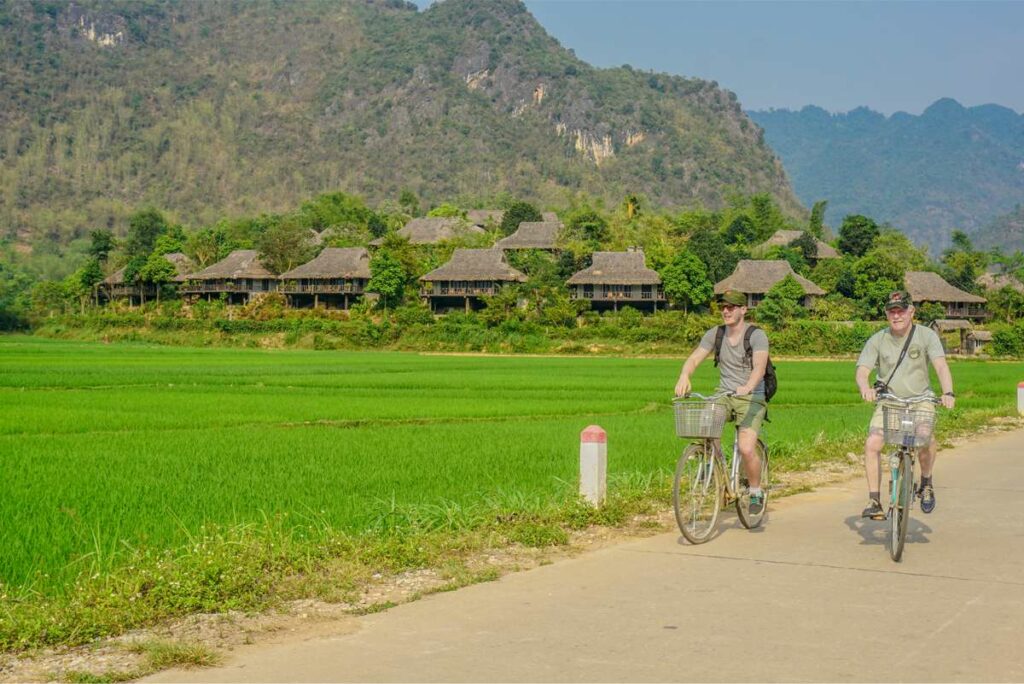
[0,0,800,248]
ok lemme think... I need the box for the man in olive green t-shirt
[855,290,955,520]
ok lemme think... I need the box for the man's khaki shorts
[722,394,766,436]
[868,400,936,436]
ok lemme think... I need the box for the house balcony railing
[278,282,365,294]
[570,289,666,301]
[420,285,505,297]
[943,305,990,319]
[179,281,278,294]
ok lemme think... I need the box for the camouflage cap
[883,290,913,310]
[717,290,747,307]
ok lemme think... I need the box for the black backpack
[713,324,777,402]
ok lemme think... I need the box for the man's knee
[865,430,884,454]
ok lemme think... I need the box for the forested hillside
[749,99,1024,251]
[0,0,798,257]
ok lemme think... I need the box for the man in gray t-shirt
[674,290,770,514]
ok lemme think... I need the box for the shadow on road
[843,514,933,547]
[674,509,767,546]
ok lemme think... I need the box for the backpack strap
[712,325,726,367]
[743,324,759,367]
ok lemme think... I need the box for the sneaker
[919,483,936,514]
[862,499,886,520]
[748,491,765,516]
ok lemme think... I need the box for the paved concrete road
[148,429,1024,682]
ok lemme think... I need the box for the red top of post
[1019,382,1024,388]
[580,425,607,443]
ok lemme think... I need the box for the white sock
[749,487,762,496]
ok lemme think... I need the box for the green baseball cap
[717,290,746,307]
[883,290,913,310]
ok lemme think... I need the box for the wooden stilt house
[179,250,277,304]
[278,248,371,310]
[714,260,825,308]
[905,271,988,320]
[566,251,665,312]
[419,249,526,313]
[98,252,194,305]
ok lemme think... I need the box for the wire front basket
[674,400,729,439]
[881,406,937,447]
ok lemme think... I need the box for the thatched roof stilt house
[419,249,526,313]
[905,271,988,320]
[98,252,195,305]
[566,250,665,312]
[179,250,277,304]
[279,248,372,309]
[713,260,825,308]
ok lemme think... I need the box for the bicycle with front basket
[876,391,942,562]
[671,392,769,544]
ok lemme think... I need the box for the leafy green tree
[500,201,542,236]
[754,275,805,328]
[299,192,371,231]
[153,233,184,255]
[660,251,712,313]
[88,229,116,263]
[763,245,807,275]
[688,228,738,283]
[563,207,609,248]
[788,231,819,264]
[808,200,828,238]
[870,230,928,270]
[0,258,33,329]
[837,214,880,257]
[367,251,407,311]
[31,280,69,316]
[941,230,986,292]
[427,203,465,218]
[990,285,1024,323]
[138,253,177,302]
[915,302,946,325]
[724,215,757,246]
[125,208,169,259]
[257,218,313,274]
[749,193,788,242]
[367,212,389,239]
[185,229,222,268]
[78,258,104,295]
[399,189,420,217]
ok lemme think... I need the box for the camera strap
[882,324,916,389]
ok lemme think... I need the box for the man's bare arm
[675,347,711,397]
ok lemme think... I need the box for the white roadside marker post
[579,425,607,507]
[1018,382,1024,416]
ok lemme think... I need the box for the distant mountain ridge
[0,0,799,250]
[749,98,1024,251]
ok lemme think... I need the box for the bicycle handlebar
[673,391,761,402]
[876,392,942,406]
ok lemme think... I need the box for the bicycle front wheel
[673,442,723,544]
[889,450,914,562]
[736,439,770,529]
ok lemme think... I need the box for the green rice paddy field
[2,336,1021,597]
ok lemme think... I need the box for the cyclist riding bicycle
[674,290,770,515]
[856,290,956,520]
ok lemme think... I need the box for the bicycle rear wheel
[889,450,914,562]
[673,442,723,544]
[736,439,769,529]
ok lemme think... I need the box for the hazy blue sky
[415,1,1024,115]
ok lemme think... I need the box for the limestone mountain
[974,204,1024,252]
[0,0,799,251]
[749,99,1024,252]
